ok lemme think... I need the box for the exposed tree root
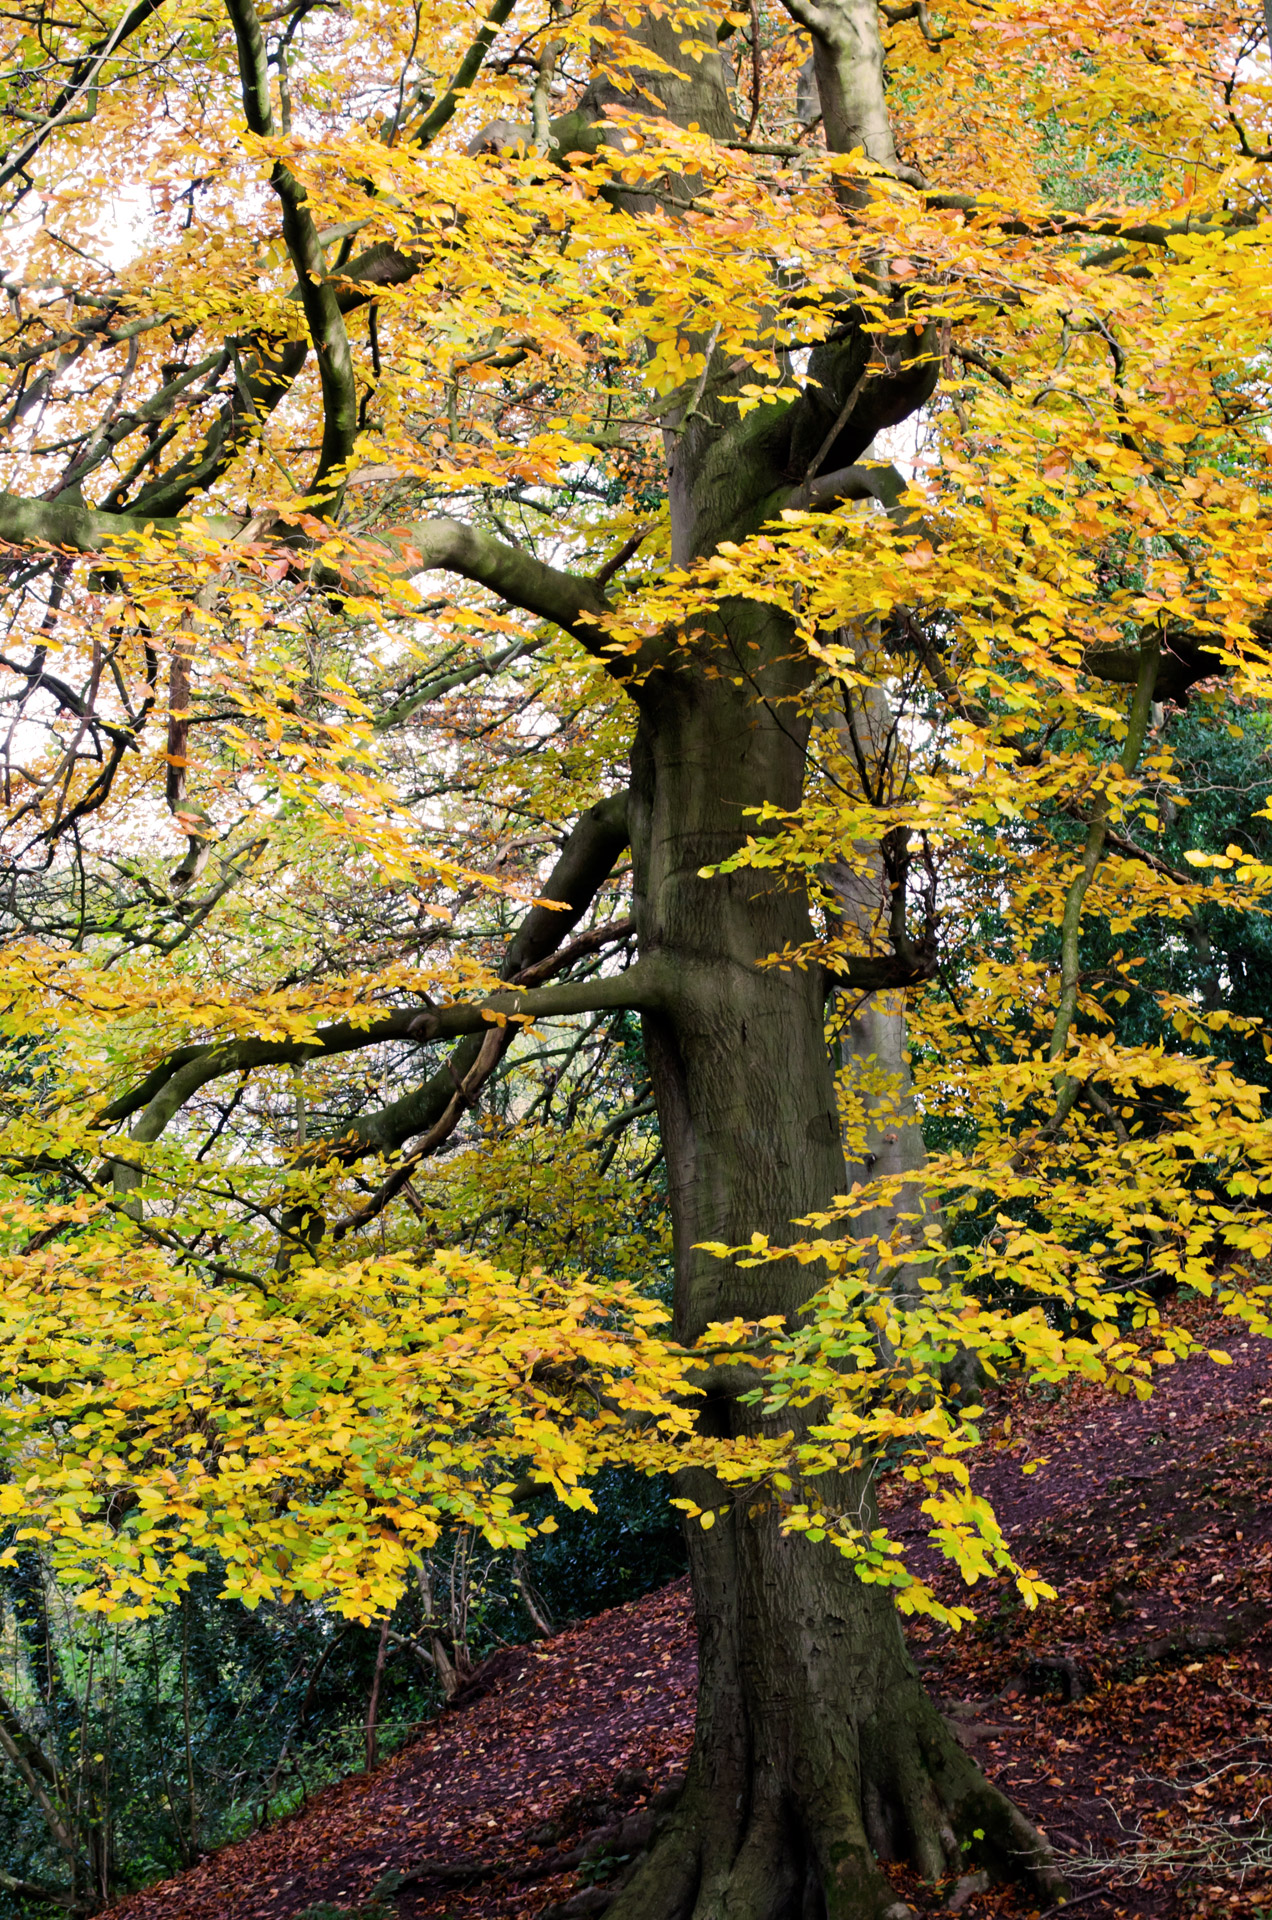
[566,1496,1068,1920]
[577,1707,1065,1920]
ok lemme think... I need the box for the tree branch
[879,1,951,46]
[371,631,550,730]
[51,349,228,502]
[121,0,531,512]
[97,793,637,1154]
[778,0,924,190]
[0,1867,76,1910]
[109,966,658,1147]
[0,1682,58,1787]
[119,337,308,519]
[789,457,915,518]
[287,790,633,1206]
[0,0,169,197]
[0,1711,78,1860]
[398,516,611,651]
[923,194,1260,252]
[409,0,520,148]
[323,920,637,1238]
[0,488,236,549]
[1042,632,1162,1131]
[1085,628,1228,704]
[0,491,614,664]
[222,0,358,510]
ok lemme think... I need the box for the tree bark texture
[589,14,1061,1913]
[611,614,1057,1919]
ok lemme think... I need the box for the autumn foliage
[0,0,1270,1732]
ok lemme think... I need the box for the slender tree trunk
[364,1619,390,1771]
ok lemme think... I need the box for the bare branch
[790,457,914,518]
[400,515,611,650]
[291,789,633,1180]
[107,964,662,1147]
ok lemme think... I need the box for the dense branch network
[0,0,1265,1185]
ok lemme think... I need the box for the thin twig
[1030,1887,1111,1920]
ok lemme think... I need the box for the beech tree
[2,2,1272,1916]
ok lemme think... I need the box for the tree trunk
[573,11,1057,1898]
[606,631,1060,1918]
[621,1486,1056,1920]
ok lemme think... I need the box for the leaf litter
[105,1306,1271,1920]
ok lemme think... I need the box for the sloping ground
[108,1309,1272,1920]
[106,1581,698,1920]
[893,1307,1272,1920]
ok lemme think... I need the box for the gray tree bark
[607,598,1056,1920]
[584,10,1061,1915]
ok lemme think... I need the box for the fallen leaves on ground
[106,1305,1271,1920]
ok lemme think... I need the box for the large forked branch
[98,790,633,1155]
[303,788,634,1180]
[0,489,615,653]
[408,0,521,147]
[400,517,610,648]
[93,789,633,1124]
[222,0,358,510]
[101,967,661,1150]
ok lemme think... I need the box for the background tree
[1,3,1271,1919]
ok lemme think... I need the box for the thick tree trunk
[604,635,1059,1919]
[618,1492,1056,1920]
[549,14,1059,1913]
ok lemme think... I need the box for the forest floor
[107,1303,1272,1920]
